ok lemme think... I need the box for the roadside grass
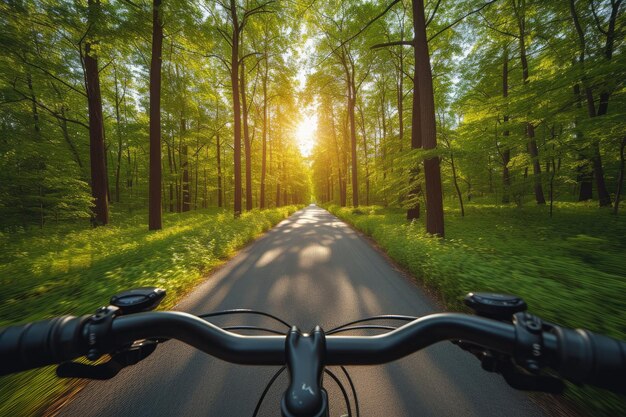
[326,202,626,417]
[0,205,300,417]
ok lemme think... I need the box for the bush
[0,206,300,416]
[327,203,626,416]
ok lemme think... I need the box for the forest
[0,0,311,229]
[0,1,624,231]
[0,0,625,416]
[308,0,625,233]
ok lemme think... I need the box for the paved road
[58,206,546,417]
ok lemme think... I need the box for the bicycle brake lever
[498,359,565,393]
[57,339,159,380]
[455,341,565,394]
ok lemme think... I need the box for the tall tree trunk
[413,0,444,236]
[577,160,593,200]
[85,0,109,226]
[342,113,349,207]
[27,73,45,226]
[240,55,253,211]
[613,137,626,215]
[180,118,190,212]
[173,128,180,212]
[379,89,389,206]
[358,106,370,205]
[282,160,287,205]
[125,81,133,196]
[58,111,83,169]
[406,17,422,221]
[203,166,208,208]
[380,83,388,144]
[275,132,281,207]
[502,149,511,202]
[230,0,242,217]
[569,0,610,205]
[268,113,273,205]
[167,144,174,212]
[104,145,111,204]
[260,53,268,209]
[194,124,200,210]
[216,132,223,208]
[193,159,198,210]
[349,95,359,207]
[572,83,593,201]
[327,168,335,202]
[113,66,123,203]
[50,83,84,170]
[450,149,464,217]
[501,47,511,204]
[148,0,163,229]
[126,148,132,190]
[27,74,41,142]
[397,57,404,151]
[339,48,359,207]
[549,155,556,217]
[592,142,611,207]
[597,0,621,116]
[527,124,546,204]
[514,0,545,205]
[330,104,346,207]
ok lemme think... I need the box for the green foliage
[327,202,626,416]
[0,0,310,226]
[0,205,299,417]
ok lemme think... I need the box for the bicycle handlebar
[1,311,625,395]
[0,316,89,375]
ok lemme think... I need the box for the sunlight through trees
[0,0,624,232]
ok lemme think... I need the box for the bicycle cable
[198,309,292,329]
[325,368,353,417]
[252,366,287,417]
[327,315,417,333]
[327,325,398,335]
[340,366,360,417]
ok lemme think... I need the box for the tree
[412,0,444,236]
[149,0,164,230]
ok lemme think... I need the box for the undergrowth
[326,203,626,417]
[0,206,299,416]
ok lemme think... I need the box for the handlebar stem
[281,326,328,417]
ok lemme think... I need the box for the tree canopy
[0,0,624,232]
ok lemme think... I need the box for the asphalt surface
[57,206,546,417]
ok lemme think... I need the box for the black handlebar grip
[0,316,89,376]
[553,327,626,394]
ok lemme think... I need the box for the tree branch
[243,0,275,20]
[5,50,87,97]
[12,86,90,130]
[0,97,29,105]
[238,51,262,65]
[590,0,609,35]
[316,0,402,68]
[371,40,414,50]
[171,43,231,72]
[216,27,233,48]
[479,11,519,38]
[99,59,115,74]
[340,0,402,47]
[240,0,275,32]
[428,0,499,42]
[426,0,442,27]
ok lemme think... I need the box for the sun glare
[296,114,318,157]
